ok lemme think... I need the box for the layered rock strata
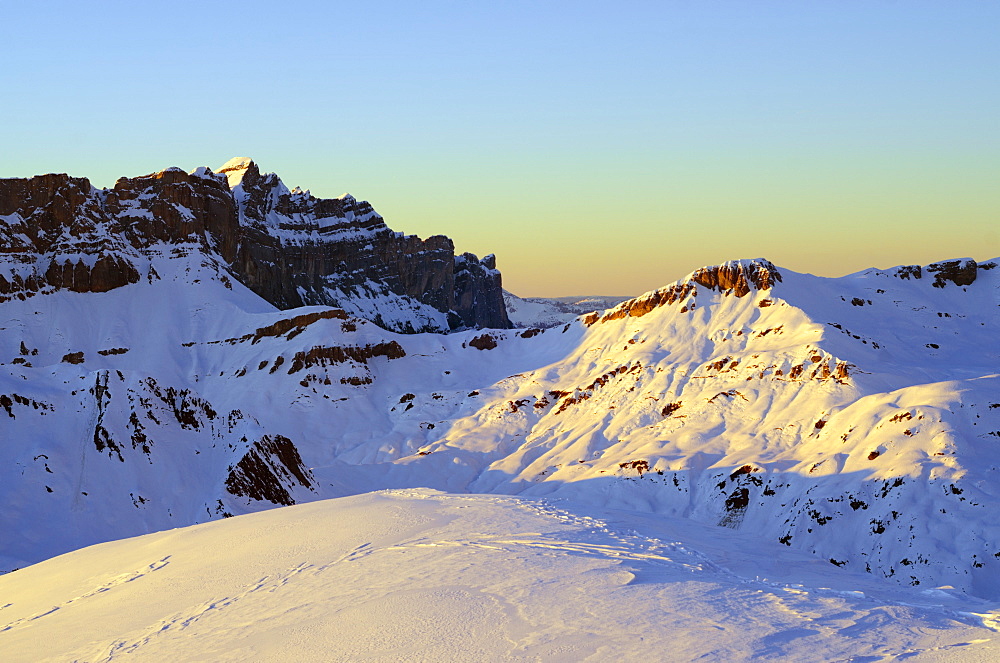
[585,259,781,325]
[0,159,511,331]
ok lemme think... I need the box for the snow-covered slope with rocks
[3,249,1000,605]
[3,489,998,662]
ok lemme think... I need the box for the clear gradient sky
[2,1,997,297]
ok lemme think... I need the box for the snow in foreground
[1,490,998,662]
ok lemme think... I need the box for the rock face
[452,252,507,329]
[0,174,143,300]
[690,258,782,296]
[585,259,781,325]
[891,259,995,288]
[222,158,510,330]
[0,159,511,331]
[225,434,315,506]
[926,259,981,288]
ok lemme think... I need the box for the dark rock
[224,434,315,506]
[286,340,406,373]
[227,161,510,330]
[0,173,142,301]
[452,253,509,329]
[468,333,499,350]
[927,259,978,288]
[894,265,922,280]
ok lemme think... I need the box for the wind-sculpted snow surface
[3,254,1000,606]
[1,490,998,662]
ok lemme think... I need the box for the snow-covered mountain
[3,231,1000,606]
[0,159,510,333]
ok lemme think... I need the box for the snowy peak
[585,256,994,330]
[222,160,509,329]
[216,157,257,189]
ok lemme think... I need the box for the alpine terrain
[1,159,999,660]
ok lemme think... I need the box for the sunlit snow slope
[2,490,998,662]
[3,255,1000,601]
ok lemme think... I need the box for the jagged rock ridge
[585,258,781,324]
[0,160,511,332]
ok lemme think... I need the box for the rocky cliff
[0,159,511,332]
[220,158,509,331]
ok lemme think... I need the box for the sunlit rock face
[584,258,781,325]
[690,258,782,296]
[0,159,511,331]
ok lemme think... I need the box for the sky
[1,1,997,297]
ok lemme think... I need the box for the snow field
[2,490,998,662]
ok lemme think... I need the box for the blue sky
[2,1,997,295]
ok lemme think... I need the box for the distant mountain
[503,291,633,328]
[0,159,510,332]
[3,168,1000,600]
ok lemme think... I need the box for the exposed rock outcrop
[927,259,979,288]
[690,259,782,296]
[224,434,315,506]
[586,259,781,325]
[587,282,696,324]
[452,252,507,329]
[891,259,996,288]
[0,174,144,300]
